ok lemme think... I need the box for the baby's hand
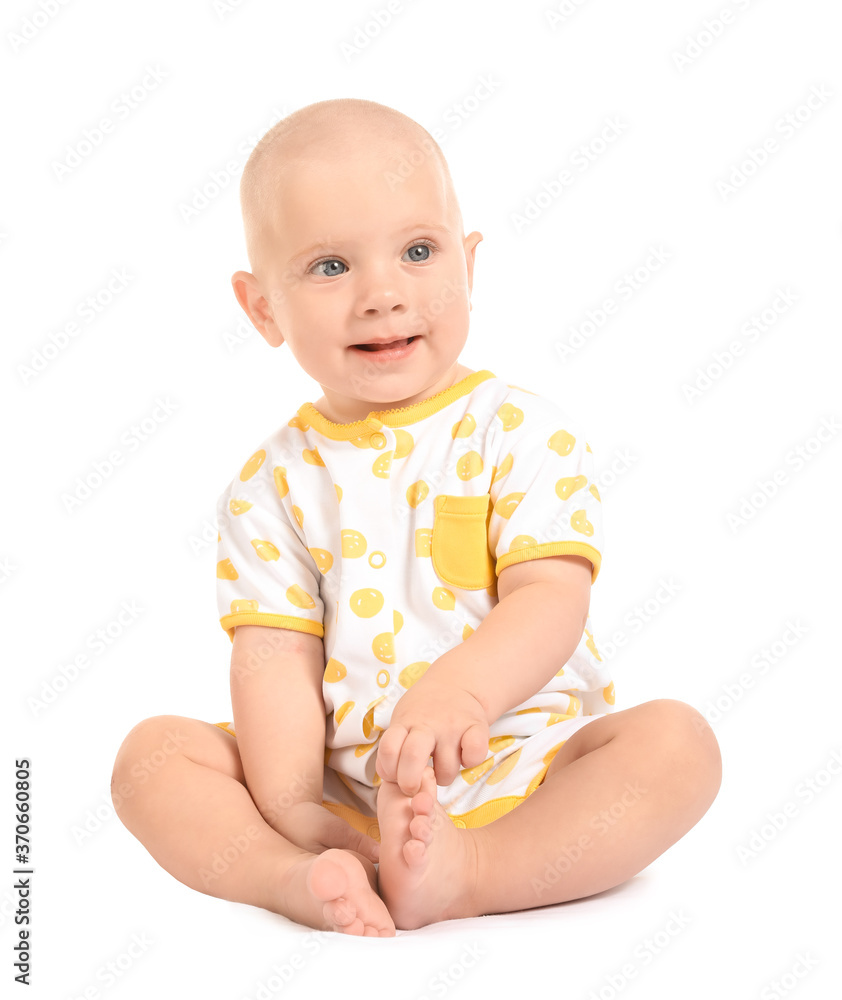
[375,677,490,796]
[270,801,381,863]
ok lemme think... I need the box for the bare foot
[278,849,396,937]
[376,766,480,930]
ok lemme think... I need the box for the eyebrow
[288,223,453,265]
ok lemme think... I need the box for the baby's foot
[376,766,480,930]
[278,849,396,937]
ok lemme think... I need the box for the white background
[3,0,840,997]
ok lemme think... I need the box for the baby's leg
[377,699,721,929]
[111,715,395,936]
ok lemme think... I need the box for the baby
[111,98,722,936]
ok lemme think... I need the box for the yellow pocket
[431,494,496,590]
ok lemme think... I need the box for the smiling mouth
[354,337,416,351]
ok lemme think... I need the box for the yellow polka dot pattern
[215,370,613,820]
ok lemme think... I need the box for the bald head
[239,98,463,278]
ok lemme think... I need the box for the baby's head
[232,99,483,424]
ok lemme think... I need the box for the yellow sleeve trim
[496,542,602,584]
[219,613,325,644]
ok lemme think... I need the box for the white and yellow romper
[214,369,614,841]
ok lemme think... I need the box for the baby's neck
[313,365,476,424]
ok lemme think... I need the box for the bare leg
[111,715,395,936]
[376,699,721,929]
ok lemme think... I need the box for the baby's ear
[464,230,483,253]
[231,269,257,315]
[464,231,483,288]
[230,271,284,347]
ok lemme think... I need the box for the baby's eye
[403,241,437,262]
[308,240,438,277]
[310,259,348,278]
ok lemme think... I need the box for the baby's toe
[403,838,427,867]
[323,897,356,928]
[409,813,433,843]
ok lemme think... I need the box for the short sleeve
[215,465,325,643]
[488,417,604,584]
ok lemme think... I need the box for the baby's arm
[230,625,327,817]
[376,555,592,795]
[443,554,592,722]
[230,625,381,861]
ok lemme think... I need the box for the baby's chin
[313,355,470,420]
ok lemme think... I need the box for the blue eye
[308,240,438,277]
[403,241,436,262]
[311,259,347,277]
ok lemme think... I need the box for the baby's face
[238,149,482,422]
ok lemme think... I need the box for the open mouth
[354,337,417,352]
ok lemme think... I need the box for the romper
[213,369,615,841]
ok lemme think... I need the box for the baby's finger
[431,738,462,787]
[396,727,436,796]
[460,723,490,768]
[375,724,408,783]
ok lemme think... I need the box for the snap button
[370,431,387,449]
